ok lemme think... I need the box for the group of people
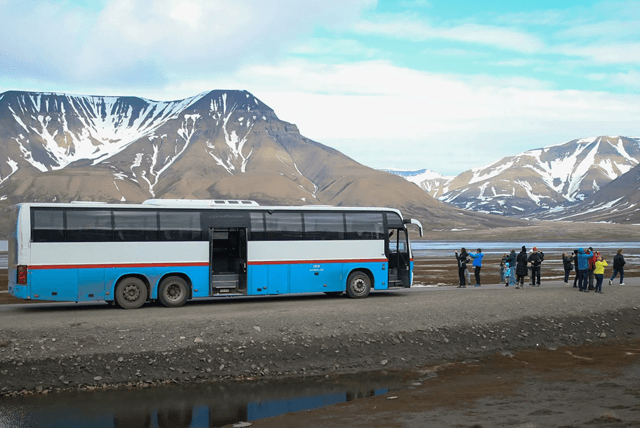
[561,247,626,294]
[479,246,627,292]
[497,246,544,289]
[454,248,484,288]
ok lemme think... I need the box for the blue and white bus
[8,200,423,309]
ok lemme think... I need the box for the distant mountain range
[385,136,640,223]
[0,89,527,235]
[378,169,454,198]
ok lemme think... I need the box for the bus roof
[17,200,404,216]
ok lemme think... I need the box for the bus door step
[388,280,405,287]
[212,273,240,291]
[213,282,239,289]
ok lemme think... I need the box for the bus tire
[114,277,148,309]
[158,276,189,308]
[346,271,371,299]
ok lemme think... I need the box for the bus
[8,200,423,309]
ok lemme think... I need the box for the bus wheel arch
[114,275,150,309]
[346,269,373,299]
[157,274,191,308]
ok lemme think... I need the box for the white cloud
[207,60,640,173]
[0,0,375,87]
[611,70,640,87]
[354,15,545,53]
[556,42,640,65]
[288,38,380,58]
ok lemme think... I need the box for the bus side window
[66,210,113,242]
[249,212,266,240]
[303,212,344,240]
[265,212,303,240]
[159,211,202,241]
[114,211,158,241]
[345,213,384,240]
[32,209,65,242]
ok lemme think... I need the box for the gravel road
[1,279,639,398]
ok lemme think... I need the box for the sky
[1,0,640,175]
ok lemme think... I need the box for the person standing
[594,255,608,294]
[572,249,580,288]
[469,248,484,286]
[587,247,597,290]
[528,247,544,286]
[507,249,517,286]
[609,249,626,285]
[562,252,573,283]
[577,248,591,292]
[503,264,511,287]
[455,248,470,288]
[516,246,528,289]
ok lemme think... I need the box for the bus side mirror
[404,219,424,237]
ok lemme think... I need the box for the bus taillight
[17,266,28,285]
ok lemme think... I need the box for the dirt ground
[245,340,640,428]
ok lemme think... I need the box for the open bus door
[209,227,247,295]
[388,228,411,288]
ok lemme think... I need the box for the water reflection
[0,372,396,428]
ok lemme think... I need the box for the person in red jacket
[587,247,598,290]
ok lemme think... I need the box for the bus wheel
[158,276,189,308]
[115,277,148,309]
[346,272,371,299]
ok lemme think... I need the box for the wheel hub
[167,284,182,301]
[123,284,140,302]
[353,278,366,293]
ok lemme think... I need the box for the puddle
[0,370,406,427]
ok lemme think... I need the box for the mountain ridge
[386,136,640,222]
[0,89,530,235]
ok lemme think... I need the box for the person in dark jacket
[527,247,544,286]
[577,247,591,292]
[455,248,470,288]
[572,249,580,287]
[562,252,573,283]
[609,249,626,285]
[507,250,517,286]
[515,246,528,288]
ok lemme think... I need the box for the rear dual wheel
[115,277,148,309]
[158,276,189,308]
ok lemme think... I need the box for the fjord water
[410,241,640,257]
[0,371,397,428]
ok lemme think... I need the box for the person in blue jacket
[576,247,591,292]
[469,248,484,287]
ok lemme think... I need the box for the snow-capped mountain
[2,89,498,235]
[423,136,640,216]
[380,168,454,198]
[537,161,640,223]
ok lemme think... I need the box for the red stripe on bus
[248,258,387,266]
[28,259,387,270]
[29,262,209,270]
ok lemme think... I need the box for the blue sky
[1,0,639,174]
